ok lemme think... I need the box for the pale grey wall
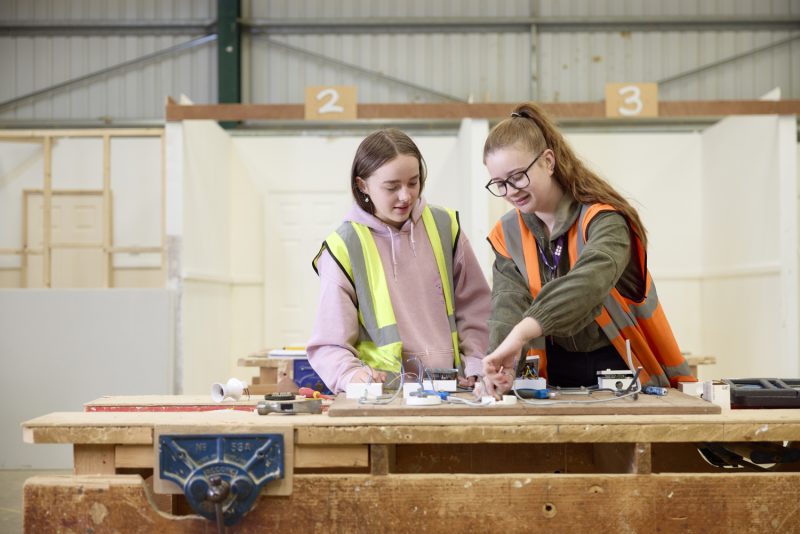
[0,288,175,468]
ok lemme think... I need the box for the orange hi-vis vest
[488,203,696,388]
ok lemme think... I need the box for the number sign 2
[304,86,357,120]
[605,83,658,118]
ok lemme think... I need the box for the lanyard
[537,235,564,279]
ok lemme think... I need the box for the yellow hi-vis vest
[312,205,461,373]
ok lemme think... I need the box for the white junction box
[345,382,383,400]
[597,369,634,391]
[702,380,731,410]
[679,381,706,397]
[513,377,547,391]
[422,379,457,392]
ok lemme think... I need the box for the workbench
[22,394,800,532]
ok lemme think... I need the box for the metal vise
[159,434,285,527]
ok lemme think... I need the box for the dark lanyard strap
[537,235,564,278]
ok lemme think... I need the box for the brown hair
[484,102,647,247]
[351,129,427,215]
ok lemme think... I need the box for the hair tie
[510,112,522,118]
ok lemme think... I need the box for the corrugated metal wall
[0,0,216,122]
[1,0,799,124]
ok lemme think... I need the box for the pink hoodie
[307,198,491,393]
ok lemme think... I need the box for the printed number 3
[617,85,643,116]
[316,88,344,114]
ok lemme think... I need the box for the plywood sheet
[85,395,260,413]
[327,390,721,417]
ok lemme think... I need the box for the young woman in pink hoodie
[308,129,491,394]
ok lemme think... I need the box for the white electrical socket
[345,382,383,400]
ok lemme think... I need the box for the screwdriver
[298,387,334,400]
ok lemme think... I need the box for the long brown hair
[484,102,647,247]
[351,129,427,215]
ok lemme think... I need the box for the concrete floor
[0,470,70,534]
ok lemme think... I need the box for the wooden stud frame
[1,129,165,288]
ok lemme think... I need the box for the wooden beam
[370,444,396,475]
[165,100,800,121]
[42,136,52,288]
[103,134,112,288]
[593,442,652,474]
[294,444,369,468]
[74,444,115,475]
[115,445,152,469]
[24,473,800,532]
[0,128,163,138]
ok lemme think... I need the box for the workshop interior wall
[568,131,705,362]
[0,135,162,286]
[701,115,799,379]
[0,288,175,468]
[180,120,236,394]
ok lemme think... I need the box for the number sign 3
[304,86,357,120]
[605,83,658,118]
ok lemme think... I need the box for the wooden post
[74,444,116,475]
[370,444,396,475]
[42,136,52,288]
[102,133,112,287]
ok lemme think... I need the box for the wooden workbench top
[22,405,800,446]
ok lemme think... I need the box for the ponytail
[485,102,648,248]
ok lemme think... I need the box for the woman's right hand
[348,366,387,384]
[482,317,543,396]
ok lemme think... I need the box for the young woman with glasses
[307,129,491,394]
[480,103,696,396]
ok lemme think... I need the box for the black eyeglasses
[485,150,545,197]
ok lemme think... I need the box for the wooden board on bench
[326,389,721,417]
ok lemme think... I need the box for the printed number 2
[617,85,643,116]
[316,88,344,114]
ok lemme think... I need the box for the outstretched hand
[349,366,387,384]
[481,317,544,396]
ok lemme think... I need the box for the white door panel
[263,192,350,347]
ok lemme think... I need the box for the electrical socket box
[422,379,457,392]
[513,377,547,391]
[597,369,634,391]
[702,380,731,410]
[345,382,383,400]
[679,381,706,397]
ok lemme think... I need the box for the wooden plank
[102,134,112,288]
[593,442,652,474]
[24,473,800,532]
[74,444,115,475]
[370,444,395,475]
[165,100,800,121]
[42,136,52,287]
[23,408,800,445]
[0,128,163,138]
[84,395,260,412]
[394,443,597,474]
[23,424,154,445]
[115,445,152,468]
[295,444,368,468]
[237,357,281,368]
[328,390,721,417]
